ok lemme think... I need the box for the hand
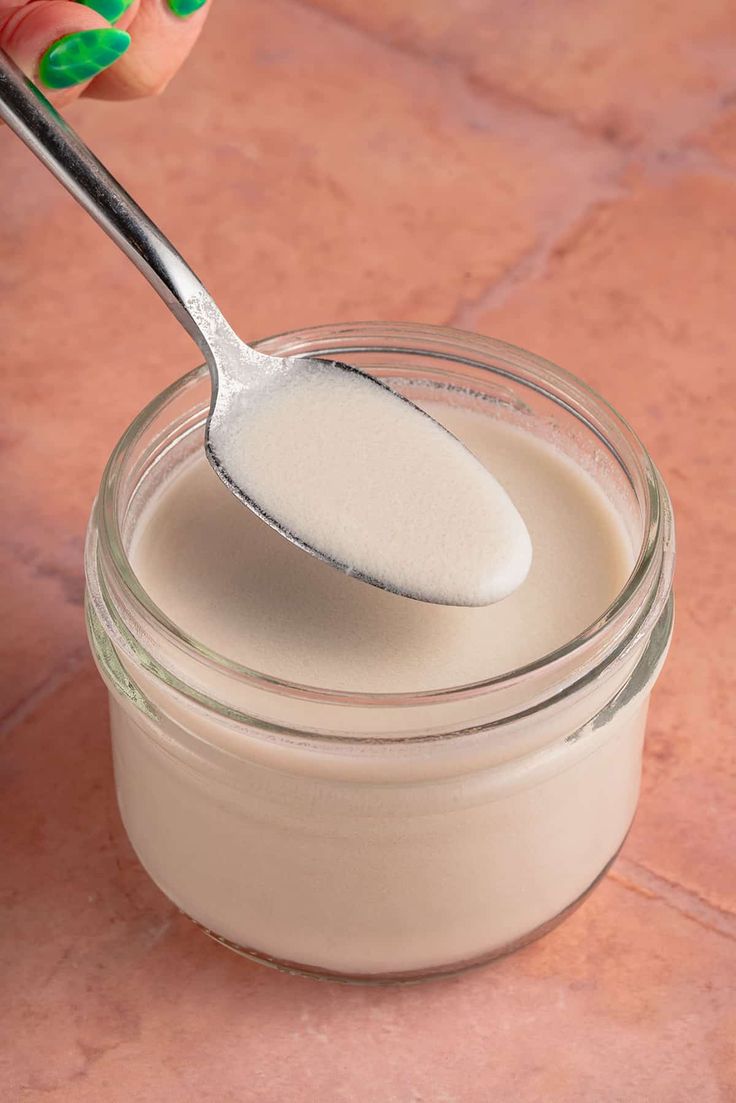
[0,0,211,106]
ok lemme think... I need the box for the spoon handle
[0,49,226,357]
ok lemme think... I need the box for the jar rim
[92,321,673,711]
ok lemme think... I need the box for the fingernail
[167,0,207,16]
[76,0,135,24]
[39,28,131,89]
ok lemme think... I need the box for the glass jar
[85,323,674,983]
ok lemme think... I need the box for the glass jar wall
[85,324,674,982]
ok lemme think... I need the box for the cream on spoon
[210,360,531,605]
[0,52,531,605]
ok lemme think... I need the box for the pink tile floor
[1,2,735,1099]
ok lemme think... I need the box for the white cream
[207,364,532,606]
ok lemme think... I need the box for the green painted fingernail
[167,0,207,16]
[39,28,130,89]
[76,0,134,23]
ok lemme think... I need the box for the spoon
[0,51,532,606]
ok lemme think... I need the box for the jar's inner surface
[126,376,634,695]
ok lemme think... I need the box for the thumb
[0,2,132,105]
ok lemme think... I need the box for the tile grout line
[289,0,736,162]
[287,0,617,152]
[611,856,736,943]
[447,142,736,326]
[447,187,622,328]
[284,0,637,334]
[0,648,90,740]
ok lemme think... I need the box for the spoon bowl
[204,339,532,606]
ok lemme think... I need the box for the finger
[0,1,132,107]
[86,0,210,100]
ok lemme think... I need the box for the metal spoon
[0,51,531,606]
